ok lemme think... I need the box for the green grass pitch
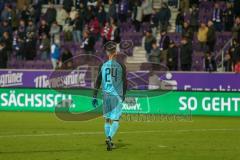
[0,112,240,160]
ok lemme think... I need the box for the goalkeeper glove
[92,97,98,108]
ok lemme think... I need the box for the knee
[105,118,111,123]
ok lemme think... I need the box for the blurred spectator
[110,20,121,46]
[233,0,240,17]
[39,19,50,39]
[175,9,184,33]
[224,49,233,72]
[33,0,43,23]
[17,20,27,60]
[39,33,50,60]
[204,52,217,72]
[26,20,36,37]
[81,30,95,54]
[97,5,107,27]
[168,0,178,8]
[28,5,36,21]
[0,41,7,68]
[189,0,199,8]
[63,0,74,13]
[21,5,30,23]
[212,3,223,32]
[84,6,94,23]
[197,23,208,51]
[0,0,4,11]
[25,30,37,60]
[51,38,61,69]
[108,0,117,20]
[149,40,160,64]
[158,3,171,31]
[142,0,152,23]
[206,21,216,53]
[101,21,111,45]
[118,0,129,23]
[232,39,240,66]
[1,32,12,58]
[1,4,11,22]
[182,21,194,41]
[78,3,85,18]
[189,5,199,32]
[180,0,190,12]
[180,36,193,71]
[72,13,84,43]
[74,0,81,9]
[8,5,18,31]
[234,59,240,73]
[63,16,73,41]
[158,30,170,64]
[167,41,178,71]
[50,21,61,42]
[232,17,240,42]
[223,2,234,31]
[0,20,12,37]
[44,3,57,25]
[132,0,143,33]
[60,49,73,69]
[24,19,37,60]
[143,30,156,57]
[70,7,78,21]
[151,9,159,36]
[57,6,69,27]
[89,17,100,40]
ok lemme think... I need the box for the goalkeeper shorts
[103,93,123,120]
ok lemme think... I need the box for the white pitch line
[158,145,168,148]
[0,128,239,138]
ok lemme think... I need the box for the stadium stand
[0,0,239,72]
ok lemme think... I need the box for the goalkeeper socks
[109,121,119,139]
[104,122,111,137]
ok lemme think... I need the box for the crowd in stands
[0,0,130,69]
[0,0,240,72]
[144,0,240,72]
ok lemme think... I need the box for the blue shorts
[103,93,123,120]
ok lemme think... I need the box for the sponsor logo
[34,69,87,88]
[0,90,75,108]
[0,72,23,87]
[160,72,178,90]
[123,97,142,111]
[122,96,150,113]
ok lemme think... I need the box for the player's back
[101,60,124,96]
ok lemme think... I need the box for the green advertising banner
[0,88,240,116]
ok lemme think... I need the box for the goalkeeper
[92,41,127,151]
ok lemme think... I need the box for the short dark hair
[105,41,117,54]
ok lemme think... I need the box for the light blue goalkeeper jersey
[93,59,127,97]
[101,60,123,96]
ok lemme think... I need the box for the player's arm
[93,63,103,98]
[120,63,127,99]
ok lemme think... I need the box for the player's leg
[104,118,111,138]
[108,96,123,140]
[103,93,114,151]
[103,93,111,138]
[108,119,119,139]
[105,119,114,151]
[105,118,114,151]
